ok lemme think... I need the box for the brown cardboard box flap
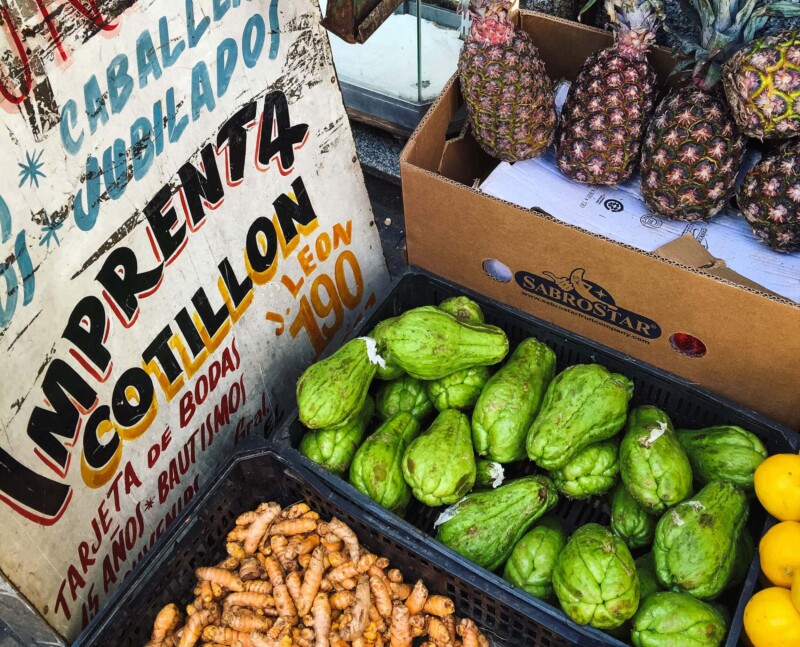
[655,234,783,299]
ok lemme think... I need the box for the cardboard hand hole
[669,333,707,359]
[482,259,512,283]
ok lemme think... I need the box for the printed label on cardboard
[0,0,388,639]
[515,268,662,342]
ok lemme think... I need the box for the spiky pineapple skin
[723,30,800,140]
[640,86,746,221]
[459,30,556,162]
[737,142,800,252]
[556,48,657,185]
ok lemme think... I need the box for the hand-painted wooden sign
[0,0,389,639]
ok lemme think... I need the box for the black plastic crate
[273,267,800,647]
[76,445,587,647]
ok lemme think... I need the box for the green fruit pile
[295,295,769,647]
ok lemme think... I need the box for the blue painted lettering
[102,139,130,199]
[131,118,154,181]
[166,88,189,143]
[60,100,84,155]
[158,16,186,68]
[186,0,210,48]
[269,0,280,60]
[243,14,266,68]
[153,99,165,156]
[84,75,109,134]
[136,30,163,88]
[107,54,134,114]
[190,61,215,120]
[217,38,238,98]
[213,0,231,20]
[74,156,101,231]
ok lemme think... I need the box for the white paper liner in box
[480,148,800,304]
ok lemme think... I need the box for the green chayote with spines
[370,317,404,380]
[402,409,476,506]
[620,406,694,514]
[375,375,434,421]
[297,337,377,429]
[631,592,727,647]
[438,296,485,324]
[676,425,767,491]
[427,365,492,411]
[435,474,558,571]
[299,396,375,475]
[472,338,556,463]
[526,364,633,470]
[382,306,509,380]
[653,480,749,600]
[552,523,640,630]
[349,412,420,514]
[550,440,620,499]
[503,516,566,600]
[610,482,657,550]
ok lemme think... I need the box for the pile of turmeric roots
[145,501,491,647]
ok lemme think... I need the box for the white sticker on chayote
[645,421,669,446]
[686,501,705,511]
[487,462,505,488]
[434,498,466,528]
[360,336,387,369]
[671,510,685,526]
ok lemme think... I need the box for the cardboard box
[401,11,800,429]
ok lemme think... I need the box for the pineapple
[737,141,800,252]
[724,25,800,139]
[459,0,557,161]
[556,0,664,185]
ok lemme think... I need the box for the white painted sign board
[0,0,389,640]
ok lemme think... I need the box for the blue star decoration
[40,214,63,249]
[18,149,46,188]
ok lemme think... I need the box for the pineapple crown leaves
[673,0,800,89]
[580,0,665,31]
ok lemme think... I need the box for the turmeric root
[368,604,387,633]
[456,618,480,647]
[338,576,370,641]
[441,614,456,643]
[389,603,411,647]
[320,534,343,553]
[222,591,274,611]
[280,502,310,519]
[328,591,354,611]
[369,576,393,619]
[244,503,282,555]
[249,631,278,647]
[388,583,410,601]
[318,519,360,562]
[196,568,244,592]
[227,543,246,561]
[386,569,403,584]
[202,626,253,646]
[262,556,285,587]
[422,596,455,617]
[405,580,428,615]
[311,592,331,647]
[285,570,303,609]
[222,608,272,632]
[409,614,428,638]
[269,518,318,537]
[243,580,272,594]
[427,617,453,647]
[273,584,297,617]
[239,558,262,582]
[297,546,325,616]
[151,603,182,642]
[179,606,218,647]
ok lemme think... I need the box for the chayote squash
[435,475,558,571]
[635,553,662,601]
[631,591,727,647]
[375,375,434,421]
[609,482,657,550]
[402,410,476,506]
[526,364,633,470]
[370,317,404,380]
[439,296,485,324]
[653,480,749,600]
[472,338,556,463]
[552,523,640,629]
[297,337,379,429]
[299,396,375,476]
[550,440,619,499]
[502,516,566,600]
[726,528,754,592]
[620,406,693,514]
[676,425,767,491]
[474,459,505,489]
[427,366,491,411]
[349,412,420,514]
[382,306,509,380]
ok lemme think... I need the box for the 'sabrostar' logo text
[515,268,662,340]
